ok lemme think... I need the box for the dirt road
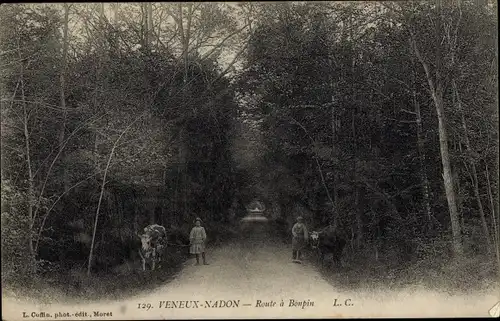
[137,219,338,318]
[3,217,499,319]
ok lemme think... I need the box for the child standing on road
[292,216,308,263]
[190,218,209,265]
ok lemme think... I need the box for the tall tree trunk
[178,3,193,84]
[92,4,107,170]
[348,15,357,234]
[331,102,337,209]
[434,89,463,257]
[355,186,364,248]
[143,3,148,47]
[59,3,70,193]
[453,80,492,252]
[484,163,500,281]
[328,46,339,228]
[412,81,464,254]
[19,55,37,274]
[410,4,464,256]
[415,96,433,223]
[177,3,193,220]
[142,3,153,48]
[173,163,180,217]
[87,112,147,276]
[411,55,432,227]
[183,171,188,219]
[330,96,339,228]
[351,107,362,245]
[147,3,153,46]
[454,165,465,230]
[178,3,187,83]
[466,163,491,250]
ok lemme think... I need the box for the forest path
[138,216,337,318]
[3,215,497,319]
[121,215,497,319]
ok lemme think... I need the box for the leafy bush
[1,180,36,282]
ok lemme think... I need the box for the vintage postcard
[1,1,499,320]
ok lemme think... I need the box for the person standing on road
[292,216,308,263]
[190,217,209,265]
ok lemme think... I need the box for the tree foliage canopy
[1,1,498,283]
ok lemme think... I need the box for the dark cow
[309,227,347,268]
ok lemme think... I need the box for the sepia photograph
[1,1,499,319]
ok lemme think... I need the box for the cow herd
[137,223,347,272]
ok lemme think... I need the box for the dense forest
[1,1,498,298]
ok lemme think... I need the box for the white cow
[137,224,167,271]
